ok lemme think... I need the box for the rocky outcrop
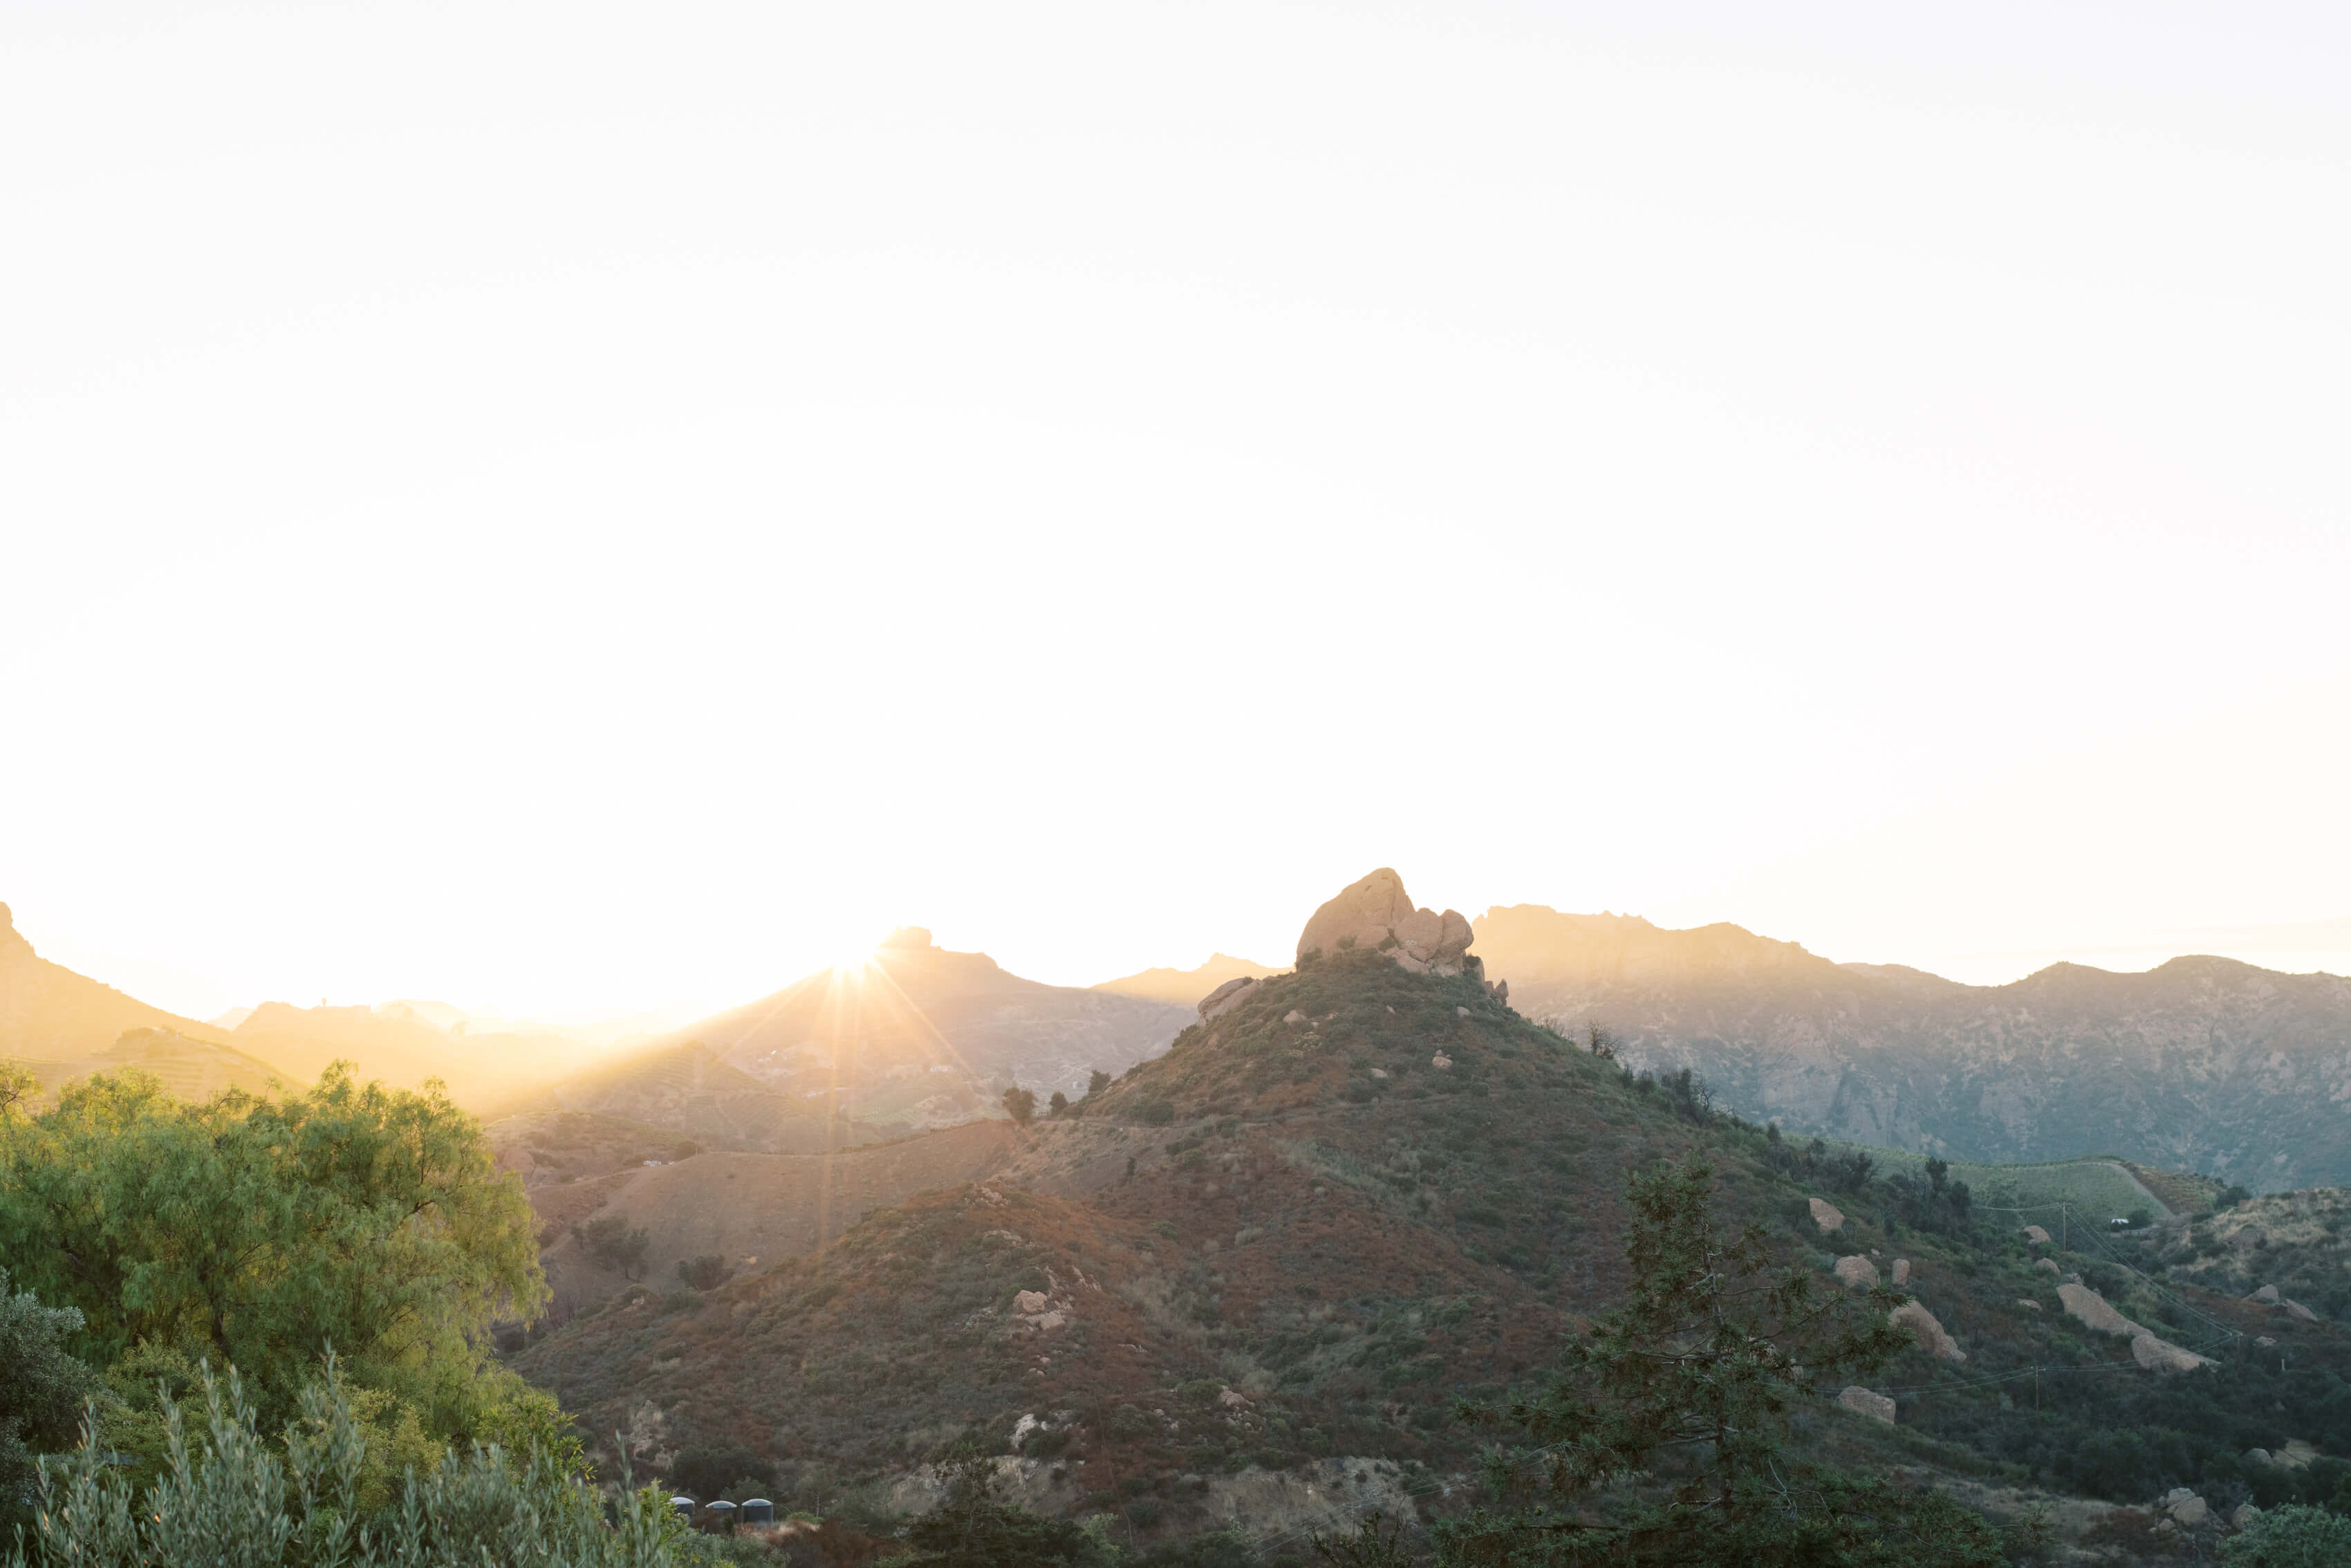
[1837,1387,1895,1424]
[2162,1489,2210,1527]
[2059,1282,2213,1373]
[2057,1281,2137,1336]
[1890,1258,1910,1287]
[1297,870,1480,978]
[1832,1256,1879,1289]
[2034,1258,2061,1274]
[2249,1284,2280,1305]
[2023,1225,2052,1245]
[2133,1334,2215,1374]
[1808,1197,1846,1235]
[1199,978,1261,1022]
[1890,1300,1965,1361]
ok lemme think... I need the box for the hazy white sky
[4,1,2348,1020]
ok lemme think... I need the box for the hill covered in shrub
[512,942,2351,1559]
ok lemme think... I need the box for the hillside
[510,876,2351,1560]
[2124,1186,2351,1323]
[651,928,1191,1133]
[498,1040,882,1154]
[514,1118,1017,1320]
[1476,903,2351,1191]
[0,902,226,1061]
[21,1025,292,1102]
[0,904,299,1103]
[1091,953,1283,1009]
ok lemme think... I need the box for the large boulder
[2163,1489,2210,1527]
[1890,1258,1911,1287]
[2133,1333,2215,1375]
[1808,1198,1846,1235]
[1890,1300,1966,1361]
[1837,1387,1896,1424]
[2249,1284,2281,1305]
[1297,870,1478,976]
[1833,1256,1879,1289]
[2057,1282,2139,1337]
[1198,977,1260,1021]
[2023,1224,2052,1245]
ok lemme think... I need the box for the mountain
[508,872,2351,1558]
[647,927,1192,1135]
[0,902,225,1061]
[1475,904,2351,1191]
[1090,953,1283,1008]
[208,1005,255,1031]
[0,903,297,1100]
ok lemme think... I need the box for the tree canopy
[0,1064,550,1451]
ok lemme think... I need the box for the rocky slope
[2115,1186,2351,1323]
[1476,904,2351,1191]
[652,928,1192,1134]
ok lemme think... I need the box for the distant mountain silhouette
[0,905,292,1101]
[648,931,1191,1135]
[1476,904,2351,1190]
[1090,952,1282,1008]
[0,902,222,1061]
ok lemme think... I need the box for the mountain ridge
[1476,903,2351,1190]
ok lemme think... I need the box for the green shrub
[0,1266,98,1507]
[2222,1504,2351,1565]
[674,1255,734,1292]
[8,1361,685,1567]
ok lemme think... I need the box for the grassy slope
[1811,1141,2186,1222]
[509,949,2351,1553]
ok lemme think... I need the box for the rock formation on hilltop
[1297,870,1483,982]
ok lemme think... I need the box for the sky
[3,1,2348,1023]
